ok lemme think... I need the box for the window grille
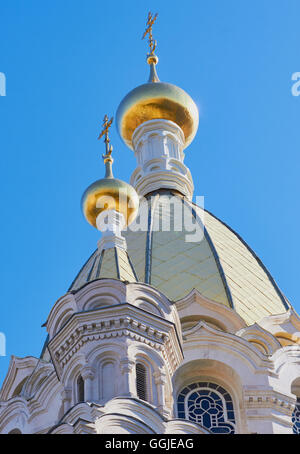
[292,397,300,434]
[177,382,236,434]
[136,363,147,401]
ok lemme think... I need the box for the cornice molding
[244,388,296,415]
[48,304,183,377]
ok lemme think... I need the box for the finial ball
[147,54,159,65]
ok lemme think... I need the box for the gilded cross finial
[142,12,158,57]
[98,115,114,178]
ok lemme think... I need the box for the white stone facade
[0,280,300,434]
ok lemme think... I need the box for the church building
[0,14,299,435]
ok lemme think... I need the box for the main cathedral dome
[70,190,290,326]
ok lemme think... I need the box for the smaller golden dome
[82,115,139,228]
[116,57,199,151]
[81,177,139,228]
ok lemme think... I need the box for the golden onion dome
[81,116,139,228]
[81,176,139,228]
[116,55,199,150]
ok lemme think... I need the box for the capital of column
[120,358,135,374]
[81,366,96,381]
[62,387,72,402]
[153,369,166,386]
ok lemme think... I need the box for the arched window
[77,375,84,403]
[177,382,236,434]
[101,361,116,400]
[292,397,300,434]
[136,363,147,402]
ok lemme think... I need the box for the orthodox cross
[98,114,114,162]
[142,12,158,56]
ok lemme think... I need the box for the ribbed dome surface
[69,191,289,325]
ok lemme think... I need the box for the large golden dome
[116,57,199,150]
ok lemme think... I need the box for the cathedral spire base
[130,119,194,199]
[96,210,127,253]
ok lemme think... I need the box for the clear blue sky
[0,0,299,385]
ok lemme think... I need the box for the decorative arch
[126,284,175,323]
[86,346,123,403]
[134,298,164,317]
[128,342,164,369]
[51,308,75,337]
[95,413,156,434]
[81,293,120,312]
[236,323,281,355]
[0,356,38,401]
[72,279,127,311]
[275,332,300,347]
[46,293,77,339]
[0,398,29,434]
[22,362,54,398]
[173,358,248,434]
[181,315,225,333]
[175,288,246,335]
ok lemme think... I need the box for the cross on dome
[142,11,158,58]
[98,114,114,178]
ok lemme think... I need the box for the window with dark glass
[177,382,236,434]
[136,363,147,401]
[77,375,84,403]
